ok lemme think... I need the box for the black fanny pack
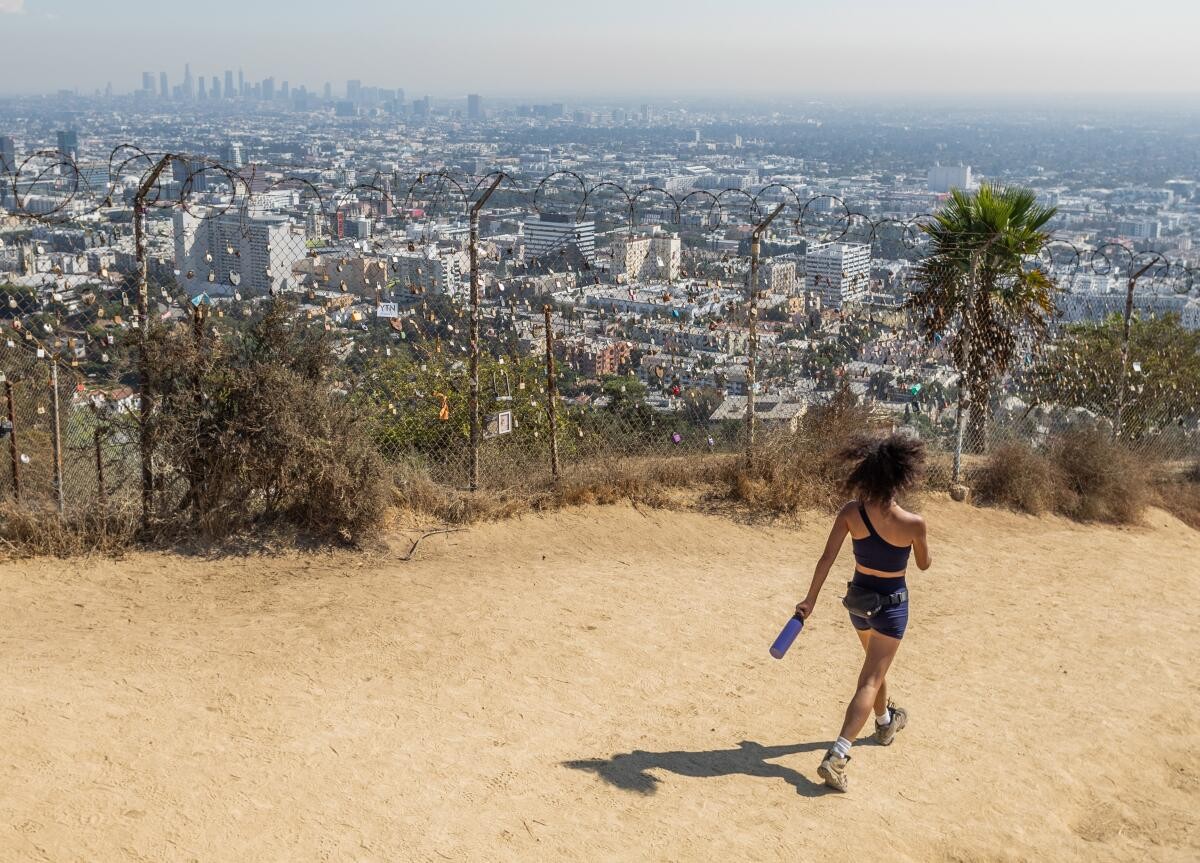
[842,582,909,619]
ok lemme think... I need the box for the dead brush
[0,502,140,558]
[1050,427,1150,524]
[1150,460,1200,531]
[969,427,1152,525]
[970,441,1064,515]
[725,392,876,515]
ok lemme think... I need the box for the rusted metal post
[468,173,504,492]
[746,203,785,466]
[49,360,64,515]
[543,304,560,481]
[94,425,106,507]
[1113,259,1157,441]
[5,380,19,502]
[134,154,173,529]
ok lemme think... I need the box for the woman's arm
[912,517,932,570]
[796,503,852,619]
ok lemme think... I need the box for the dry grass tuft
[0,502,140,558]
[1152,461,1200,531]
[970,442,1062,515]
[387,453,737,526]
[724,391,879,515]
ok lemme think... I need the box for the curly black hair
[840,432,926,504]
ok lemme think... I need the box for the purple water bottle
[770,612,805,659]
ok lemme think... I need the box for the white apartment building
[609,232,681,282]
[805,242,871,309]
[388,246,467,296]
[927,164,973,194]
[1116,219,1161,240]
[759,258,796,294]
[523,214,596,264]
[174,207,307,296]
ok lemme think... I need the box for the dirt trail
[1,499,1198,862]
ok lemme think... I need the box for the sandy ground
[1,498,1198,862]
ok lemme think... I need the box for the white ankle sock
[832,736,852,758]
[875,707,892,726]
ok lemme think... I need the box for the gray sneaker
[874,702,908,746]
[817,749,850,792]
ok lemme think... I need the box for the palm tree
[907,184,1057,454]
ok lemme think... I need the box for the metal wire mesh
[1,149,1197,525]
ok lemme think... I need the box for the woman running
[794,433,932,792]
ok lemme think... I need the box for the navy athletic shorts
[847,570,909,640]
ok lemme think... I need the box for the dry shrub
[146,301,387,543]
[0,502,139,558]
[970,442,1062,515]
[1152,461,1200,531]
[1050,427,1149,524]
[972,427,1149,524]
[726,387,876,515]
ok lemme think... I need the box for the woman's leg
[854,629,888,716]
[838,631,902,742]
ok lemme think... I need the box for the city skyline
[1,0,1199,98]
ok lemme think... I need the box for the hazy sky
[1,0,1198,98]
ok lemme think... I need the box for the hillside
[1,499,1197,862]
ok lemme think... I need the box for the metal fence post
[94,425,106,507]
[1113,260,1158,441]
[49,361,64,515]
[746,203,785,466]
[543,304,560,481]
[134,155,173,529]
[468,174,504,492]
[5,379,19,503]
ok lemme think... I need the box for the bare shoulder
[836,500,859,521]
[895,506,927,531]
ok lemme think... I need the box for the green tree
[907,184,1058,451]
[1026,313,1200,439]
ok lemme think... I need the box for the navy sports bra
[852,503,912,572]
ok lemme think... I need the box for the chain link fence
[1,148,1197,525]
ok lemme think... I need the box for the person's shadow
[563,740,832,797]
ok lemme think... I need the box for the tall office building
[198,77,207,100]
[238,68,245,98]
[160,71,169,98]
[467,93,482,121]
[524,213,596,264]
[281,81,289,100]
[174,207,306,296]
[1117,219,1161,240]
[323,82,333,100]
[262,77,275,101]
[0,136,15,173]
[142,71,154,92]
[55,129,79,160]
[805,242,871,309]
[219,141,244,168]
[346,80,362,102]
[173,157,209,192]
[183,63,194,100]
[927,163,972,193]
[224,70,234,99]
[211,76,220,99]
